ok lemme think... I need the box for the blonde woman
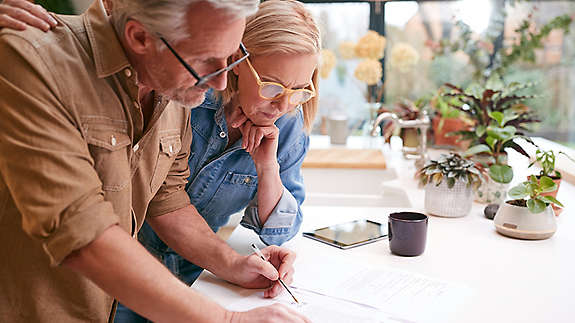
[3,1,319,322]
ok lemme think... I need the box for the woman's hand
[230,107,280,171]
[0,0,57,31]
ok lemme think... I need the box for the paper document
[293,258,473,323]
[226,288,412,323]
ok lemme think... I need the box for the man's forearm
[63,225,231,323]
[147,204,240,281]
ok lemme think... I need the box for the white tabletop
[193,137,575,323]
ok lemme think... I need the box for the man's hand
[0,0,57,31]
[227,245,296,298]
[229,106,280,171]
[228,304,311,323]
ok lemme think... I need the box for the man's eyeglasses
[245,58,315,106]
[160,37,249,87]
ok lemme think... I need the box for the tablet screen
[303,219,387,249]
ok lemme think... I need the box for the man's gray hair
[110,0,259,44]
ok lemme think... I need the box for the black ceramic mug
[388,212,428,256]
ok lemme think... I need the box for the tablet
[302,219,387,249]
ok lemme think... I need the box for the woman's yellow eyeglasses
[245,58,316,106]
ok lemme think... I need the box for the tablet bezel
[302,219,387,249]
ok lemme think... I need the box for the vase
[424,179,473,217]
[494,202,556,240]
[474,176,509,204]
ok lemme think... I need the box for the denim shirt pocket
[200,172,258,229]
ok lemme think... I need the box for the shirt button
[111,136,117,146]
[124,68,132,78]
[219,131,226,138]
[244,177,251,184]
[133,143,139,152]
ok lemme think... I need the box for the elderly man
[0,0,309,322]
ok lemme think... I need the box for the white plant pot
[474,177,509,204]
[494,202,557,240]
[425,179,473,218]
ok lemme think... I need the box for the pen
[250,243,300,304]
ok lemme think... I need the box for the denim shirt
[185,96,308,244]
[139,94,308,256]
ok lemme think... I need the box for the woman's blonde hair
[221,0,321,133]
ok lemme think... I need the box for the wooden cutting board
[302,149,387,169]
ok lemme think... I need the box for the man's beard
[160,86,207,109]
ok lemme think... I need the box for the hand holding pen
[251,244,300,303]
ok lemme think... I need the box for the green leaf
[539,195,564,208]
[527,199,546,214]
[496,153,508,165]
[445,110,460,119]
[502,112,520,126]
[447,177,456,189]
[489,164,513,184]
[464,144,491,157]
[508,185,529,199]
[486,126,517,141]
[466,83,483,99]
[432,173,443,186]
[475,125,487,138]
[485,136,497,150]
[489,111,505,127]
[485,74,504,91]
[539,176,557,193]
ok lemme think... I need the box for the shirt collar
[83,0,130,78]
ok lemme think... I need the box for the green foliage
[499,15,573,75]
[35,0,75,14]
[417,153,483,190]
[443,80,540,141]
[528,148,575,178]
[447,81,538,184]
[462,106,536,183]
[429,8,573,84]
[489,164,513,184]
[508,175,564,213]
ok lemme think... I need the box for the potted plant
[463,110,535,204]
[443,79,540,149]
[528,148,575,215]
[444,79,539,204]
[417,153,483,218]
[424,89,472,149]
[494,176,564,240]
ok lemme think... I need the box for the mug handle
[388,221,392,241]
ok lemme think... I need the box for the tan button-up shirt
[0,1,192,322]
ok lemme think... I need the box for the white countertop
[193,136,575,323]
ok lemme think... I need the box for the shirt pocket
[200,172,258,229]
[86,129,132,192]
[150,135,182,193]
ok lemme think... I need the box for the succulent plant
[417,153,483,190]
